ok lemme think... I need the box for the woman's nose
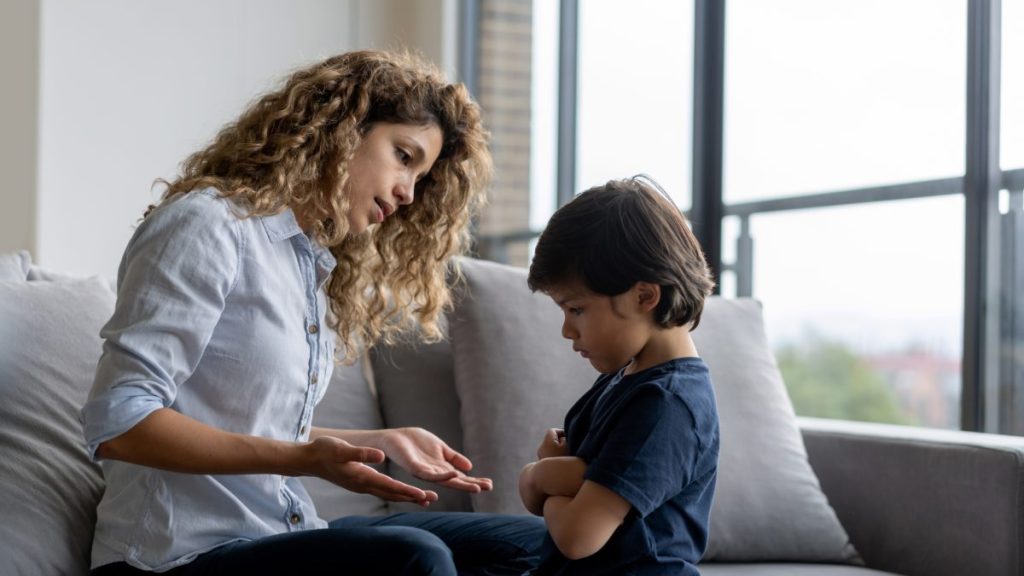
[394,177,415,205]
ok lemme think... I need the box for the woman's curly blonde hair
[152,50,490,360]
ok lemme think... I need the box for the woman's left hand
[382,427,494,493]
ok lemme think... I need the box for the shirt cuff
[81,385,168,461]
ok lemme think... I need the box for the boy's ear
[634,282,661,313]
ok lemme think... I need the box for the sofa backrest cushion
[447,257,860,564]
[0,276,113,576]
[694,298,860,563]
[449,260,596,513]
[370,319,474,513]
[0,250,30,281]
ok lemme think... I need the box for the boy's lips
[574,348,590,359]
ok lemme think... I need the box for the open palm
[382,427,494,493]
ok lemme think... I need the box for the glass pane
[743,196,964,429]
[529,0,559,231]
[577,0,693,209]
[725,0,966,203]
[1003,0,1024,169]
[474,0,556,266]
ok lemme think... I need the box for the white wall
[0,1,39,257]
[37,0,359,278]
[15,0,453,278]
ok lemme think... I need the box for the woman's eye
[396,148,411,165]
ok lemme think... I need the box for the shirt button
[308,324,319,334]
[300,426,307,435]
[289,514,301,525]
[311,373,318,384]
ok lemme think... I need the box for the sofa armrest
[800,417,1024,576]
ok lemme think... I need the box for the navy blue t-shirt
[534,357,720,576]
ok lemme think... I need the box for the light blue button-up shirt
[81,189,337,571]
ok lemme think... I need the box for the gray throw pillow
[303,353,390,519]
[694,298,860,563]
[448,257,860,563]
[370,318,473,513]
[0,250,31,281]
[0,277,114,576]
[448,258,596,513]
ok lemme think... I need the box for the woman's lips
[374,199,394,223]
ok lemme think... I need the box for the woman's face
[342,121,444,234]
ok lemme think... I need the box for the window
[1003,0,1024,170]
[577,0,694,209]
[730,197,965,428]
[462,0,1021,434]
[722,0,967,429]
[724,0,965,203]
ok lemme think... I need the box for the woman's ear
[634,282,661,313]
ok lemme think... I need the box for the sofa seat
[701,564,899,575]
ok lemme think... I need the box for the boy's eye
[568,307,583,316]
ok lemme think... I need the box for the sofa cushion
[700,564,896,576]
[0,277,114,576]
[28,264,118,292]
[448,257,859,564]
[0,250,31,281]
[303,353,390,519]
[696,298,859,563]
[370,319,474,513]
[449,259,600,513]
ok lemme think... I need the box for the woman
[82,50,543,576]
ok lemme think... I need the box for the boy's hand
[537,428,569,460]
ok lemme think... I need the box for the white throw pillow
[0,277,114,576]
[0,250,31,281]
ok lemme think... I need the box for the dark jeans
[92,512,546,576]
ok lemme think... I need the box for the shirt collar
[261,208,304,243]
[260,207,338,287]
[310,240,338,289]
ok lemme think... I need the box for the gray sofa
[1,251,1022,576]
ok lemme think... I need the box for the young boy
[519,176,719,576]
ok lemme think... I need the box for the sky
[530,0,1023,361]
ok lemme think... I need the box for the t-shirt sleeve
[584,384,702,517]
[80,192,242,461]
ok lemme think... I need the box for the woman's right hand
[96,409,437,505]
[302,436,439,506]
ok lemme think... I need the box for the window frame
[460,0,1021,434]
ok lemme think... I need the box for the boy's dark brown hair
[527,176,716,329]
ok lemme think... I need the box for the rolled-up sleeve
[82,192,242,460]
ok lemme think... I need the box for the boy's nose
[561,320,576,340]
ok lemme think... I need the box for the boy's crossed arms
[519,429,632,560]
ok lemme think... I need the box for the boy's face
[546,280,654,374]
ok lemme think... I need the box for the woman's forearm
[311,426,391,449]
[98,408,315,476]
